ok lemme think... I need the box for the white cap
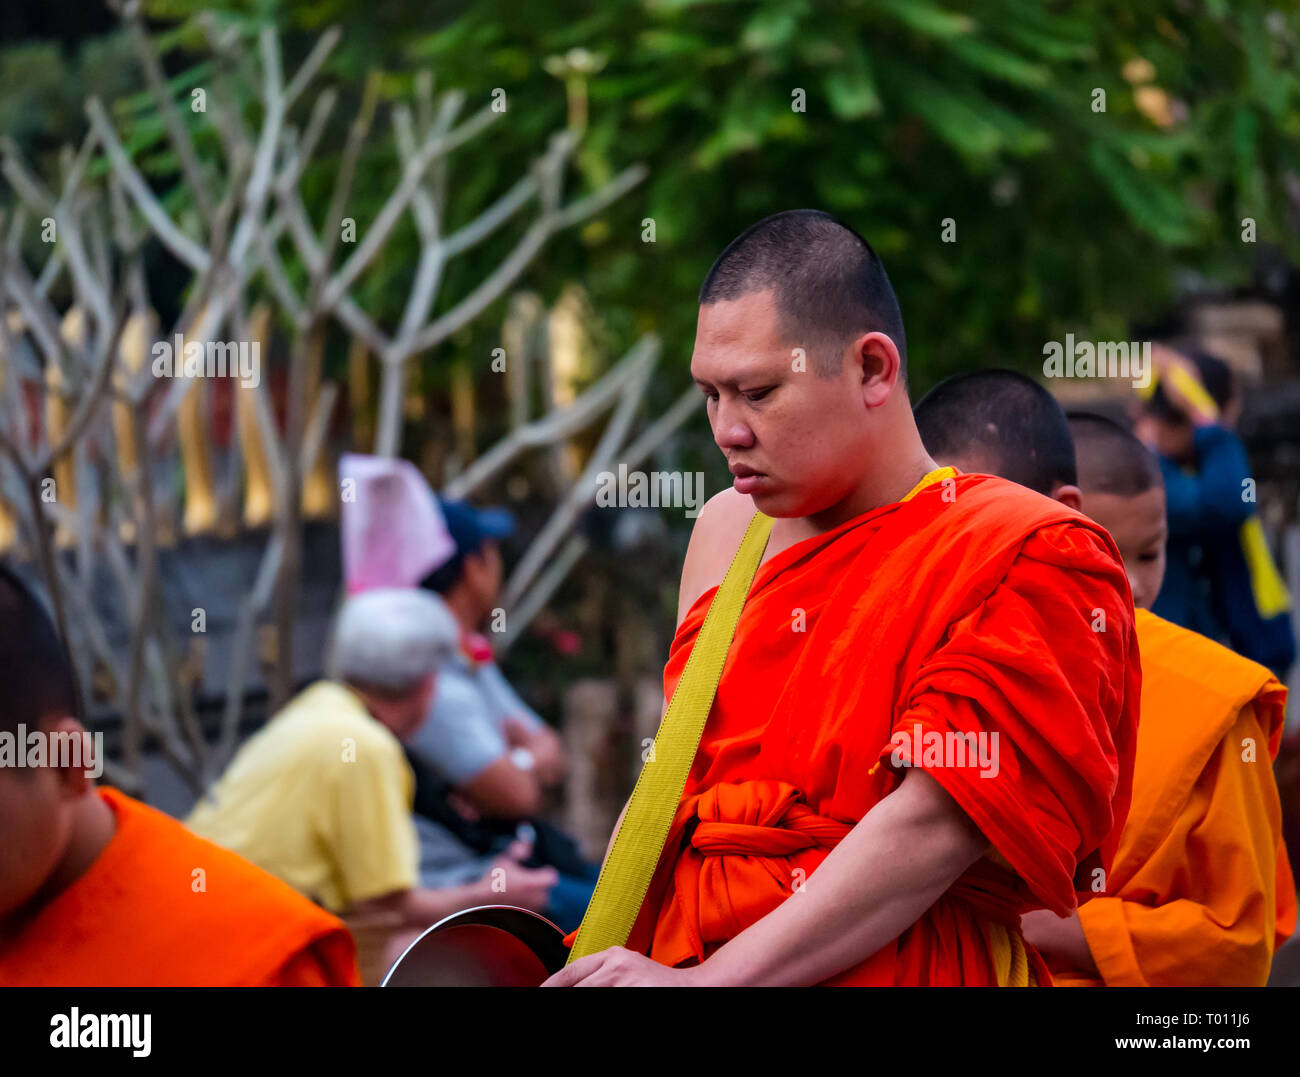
[329,588,460,693]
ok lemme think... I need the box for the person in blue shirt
[1135,344,1295,677]
[411,498,599,932]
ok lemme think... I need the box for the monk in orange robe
[544,211,1139,986]
[916,369,1295,985]
[0,565,360,987]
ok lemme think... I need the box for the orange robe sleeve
[1076,700,1291,986]
[269,933,364,987]
[884,521,1139,916]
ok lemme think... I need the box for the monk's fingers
[540,950,613,987]
[574,947,677,986]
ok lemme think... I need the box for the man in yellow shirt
[188,588,558,975]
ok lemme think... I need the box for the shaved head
[0,565,82,742]
[699,209,906,378]
[1066,412,1164,496]
[1066,412,1168,609]
[913,370,1076,495]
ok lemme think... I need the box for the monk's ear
[44,715,96,799]
[855,332,900,408]
[1052,484,1084,512]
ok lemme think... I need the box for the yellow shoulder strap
[567,510,775,961]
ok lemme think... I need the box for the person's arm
[1161,426,1254,537]
[503,717,566,787]
[350,882,498,929]
[694,769,986,985]
[546,769,987,986]
[415,676,546,818]
[1019,908,1098,976]
[332,732,425,912]
[460,755,544,818]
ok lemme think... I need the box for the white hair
[329,588,460,694]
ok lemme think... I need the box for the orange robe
[1048,609,1296,986]
[623,473,1141,984]
[0,787,361,986]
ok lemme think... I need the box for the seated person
[414,500,565,816]
[187,587,558,975]
[413,498,598,929]
[0,565,360,986]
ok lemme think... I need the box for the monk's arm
[695,768,988,986]
[1019,908,1097,975]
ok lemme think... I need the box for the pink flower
[552,629,582,656]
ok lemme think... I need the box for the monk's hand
[1020,908,1097,974]
[540,947,700,987]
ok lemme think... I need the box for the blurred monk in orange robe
[544,212,1139,987]
[918,369,1295,986]
[0,566,360,987]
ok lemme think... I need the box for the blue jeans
[544,862,600,934]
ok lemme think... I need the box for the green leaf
[823,42,880,119]
[1087,142,1196,246]
[940,36,1050,88]
[998,22,1095,63]
[875,0,975,39]
[1240,11,1289,117]
[739,4,808,52]
[113,60,215,116]
[893,71,1004,159]
[631,81,693,119]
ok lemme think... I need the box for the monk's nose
[712,405,755,451]
[1126,570,1148,609]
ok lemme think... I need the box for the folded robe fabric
[0,787,361,986]
[625,472,1141,985]
[1050,608,1296,986]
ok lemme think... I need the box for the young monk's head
[913,369,1081,506]
[0,566,94,924]
[1066,413,1168,609]
[329,588,461,741]
[693,209,927,520]
[915,371,1167,608]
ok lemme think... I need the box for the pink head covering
[339,453,456,594]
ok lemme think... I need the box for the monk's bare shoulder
[676,486,758,626]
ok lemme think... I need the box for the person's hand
[505,719,567,786]
[447,789,481,822]
[1149,341,1179,378]
[1133,413,1161,451]
[541,946,704,986]
[1151,344,1218,426]
[530,738,567,786]
[1020,908,1097,974]
[480,847,557,913]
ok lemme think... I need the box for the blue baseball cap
[438,498,516,561]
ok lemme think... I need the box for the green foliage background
[6,0,1300,398]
